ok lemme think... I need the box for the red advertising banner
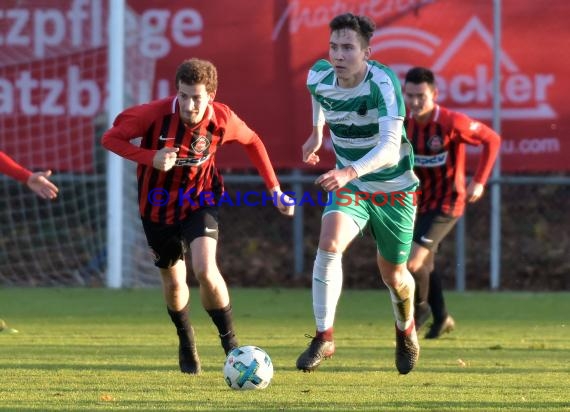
[0,0,109,172]
[1,0,568,172]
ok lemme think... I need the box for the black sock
[207,304,235,338]
[412,271,430,305]
[167,305,195,348]
[428,271,448,323]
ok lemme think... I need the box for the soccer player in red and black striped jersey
[0,150,59,199]
[102,58,294,374]
[403,67,500,339]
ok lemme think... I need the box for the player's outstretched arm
[236,129,295,217]
[26,170,59,200]
[0,151,58,200]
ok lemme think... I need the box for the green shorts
[323,184,418,264]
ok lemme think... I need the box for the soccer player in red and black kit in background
[403,67,500,339]
[0,150,59,199]
[102,58,294,374]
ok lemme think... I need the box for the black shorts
[141,207,219,269]
[413,211,459,252]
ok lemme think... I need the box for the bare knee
[382,267,408,288]
[170,277,187,292]
[407,245,434,277]
[377,256,409,288]
[407,260,432,280]
[317,213,359,253]
[193,262,229,309]
[193,264,218,286]
[160,267,186,293]
[159,265,189,310]
[407,258,422,274]
[318,238,344,253]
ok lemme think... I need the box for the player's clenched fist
[270,187,295,217]
[301,129,323,166]
[153,147,179,171]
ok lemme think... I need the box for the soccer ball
[223,345,273,390]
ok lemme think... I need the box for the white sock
[312,248,343,332]
[386,269,415,331]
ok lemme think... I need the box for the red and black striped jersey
[0,151,32,183]
[102,97,280,224]
[405,105,500,217]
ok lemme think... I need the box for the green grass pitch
[1,288,569,411]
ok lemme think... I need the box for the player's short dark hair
[405,67,436,87]
[329,13,375,47]
[175,58,218,93]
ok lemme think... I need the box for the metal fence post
[292,170,305,277]
[490,0,503,290]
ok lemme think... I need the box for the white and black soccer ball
[223,345,273,390]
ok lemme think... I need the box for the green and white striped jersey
[307,59,418,193]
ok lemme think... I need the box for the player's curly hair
[405,67,436,88]
[329,13,376,47]
[175,58,218,93]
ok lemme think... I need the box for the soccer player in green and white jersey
[296,13,420,375]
